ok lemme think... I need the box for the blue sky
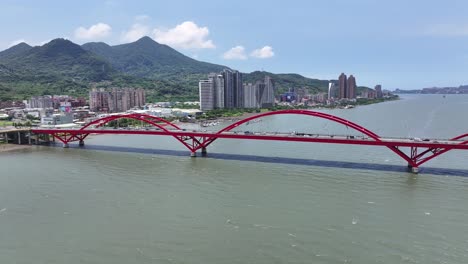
[1,0,468,90]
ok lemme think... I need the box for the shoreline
[0,144,33,153]
[194,97,400,126]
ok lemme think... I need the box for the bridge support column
[63,143,69,148]
[201,147,207,156]
[190,151,196,157]
[79,140,85,147]
[408,164,419,174]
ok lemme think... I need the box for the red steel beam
[31,129,468,150]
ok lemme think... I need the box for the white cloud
[152,21,215,49]
[222,46,247,60]
[250,46,274,58]
[9,39,26,47]
[121,23,150,43]
[74,23,112,40]
[424,24,468,36]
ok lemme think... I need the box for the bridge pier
[63,143,69,148]
[408,164,419,174]
[201,147,207,156]
[190,151,196,157]
[79,140,85,147]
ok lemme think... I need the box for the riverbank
[196,96,400,125]
[0,144,32,153]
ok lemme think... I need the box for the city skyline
[1,0,468,90]
[199,70,275,111]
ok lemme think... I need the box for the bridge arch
[216,109,380,139]
[81,113,181,131]
[76,113,196,151]
[202,109,417,167]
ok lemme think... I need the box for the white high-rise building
[328,82,337,100]
[210,74,225,109]
[243,83,257,108]
[199,80,214,111]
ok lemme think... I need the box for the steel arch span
[49,113,205,152]
[81,113,181,130]
[203,109,417,167]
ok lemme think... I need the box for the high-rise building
[338,73,347,99]
[199,80,214,111]
[89,88,146,112]
[223,69,235,109]
[328,82,337,100]
[208,73,225,109]
[89,89,109,112]
[233,71,243,108]
[243,83,257,108]
[221,69,243,109]
[199,69,267,111]
[256,76,275,108]
[375,85,383,98]
[135,88,146,108]
[347,75,356,99]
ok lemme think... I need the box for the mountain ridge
[0,36,332,101]
[81,36,226,78]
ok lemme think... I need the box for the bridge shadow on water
[58,143,468,177]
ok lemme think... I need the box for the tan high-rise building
[89,88,146,112]
[347,75,356,99]
[338,73,347,99]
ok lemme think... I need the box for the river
[1,94,468,263]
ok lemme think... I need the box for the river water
[1,94,468,264]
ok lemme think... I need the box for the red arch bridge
[32,109,468,173]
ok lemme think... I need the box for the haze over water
[1,94,468,263]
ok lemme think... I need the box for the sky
[1,0,468,90]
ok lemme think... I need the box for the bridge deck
[32,128,468,150]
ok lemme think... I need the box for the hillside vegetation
[0,36,334,101]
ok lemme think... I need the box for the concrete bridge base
[201,147,207,156]
[190,151,196,157]
[408,164,419,174]
[63,143,69,148]
[79,140,85,147]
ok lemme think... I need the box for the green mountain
[82,36,226,78]
[1,39,114,81]
[0,36,335,101]
[0,42,32,60]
